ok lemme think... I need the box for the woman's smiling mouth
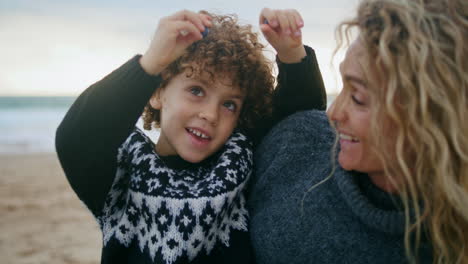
[339,132,359,142]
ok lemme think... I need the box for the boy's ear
[149,90,162,109]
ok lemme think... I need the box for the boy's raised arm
[55,56,161,214]
[55,11,212,215]
[260,8,327,122]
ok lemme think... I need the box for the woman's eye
[223,101,237,112]
[351,94,365,106]
[190,87,204,97]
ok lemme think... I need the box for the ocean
[0,95,335,154]
[0,96,161,154]
[0,96,76,154]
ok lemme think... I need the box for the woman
[249,0,468,263]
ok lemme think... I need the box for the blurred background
[0,0,357,263]
[0,0,358,153]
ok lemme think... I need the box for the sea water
[0,96,75,154]
[0,96,161,154]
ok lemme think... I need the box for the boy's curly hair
[142,11,275,132]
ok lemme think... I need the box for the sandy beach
[0,153,101,264]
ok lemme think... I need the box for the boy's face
[150,69,244,163]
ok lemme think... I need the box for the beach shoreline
[0,153,101,264]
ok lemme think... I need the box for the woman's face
[327,39,385,175]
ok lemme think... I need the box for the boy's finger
[292,9,304,28]
[174,20,203,39]
[277,12,292,35]
[259,8,271,24]
[291,11,303,37]
[199,13,213,28]
[260,23,276,36]
[171,10,205,31]
[260,24,279,44]
[285,10,298,33]
[184,11,207,31]
[259,8,278,28]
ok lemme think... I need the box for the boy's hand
[259,8,306,63]
[140,10,212,75]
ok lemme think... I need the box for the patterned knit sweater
[99,129,253,263]
[55,46,326,263]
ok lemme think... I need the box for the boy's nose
[198,104,219,126]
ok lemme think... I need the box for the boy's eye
[190,86,204,97]
[223,101,237,112]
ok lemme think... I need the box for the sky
[0,0,359,96]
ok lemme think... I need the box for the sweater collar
[334,167,407,235]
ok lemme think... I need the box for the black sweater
[56,46,326,264]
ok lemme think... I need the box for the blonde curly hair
[142,11,275,132]
[335,0,468,263]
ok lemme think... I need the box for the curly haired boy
[56,8,326,264]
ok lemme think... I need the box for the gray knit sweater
[248,110,432,264]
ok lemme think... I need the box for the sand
[0,153,101,264]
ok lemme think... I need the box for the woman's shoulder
[257,110,335,154]
[274,110,332,137]
[253,110,336,186]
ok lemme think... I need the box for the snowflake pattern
[98,128,252,264]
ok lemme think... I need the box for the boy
[56,9,326,264]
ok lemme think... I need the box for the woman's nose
[327,92,346,122]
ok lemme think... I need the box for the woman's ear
[149,90,162,109]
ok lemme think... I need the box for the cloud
[0,11,153,95]
[0,0,359,95]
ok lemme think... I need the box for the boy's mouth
[186,127,212,140]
